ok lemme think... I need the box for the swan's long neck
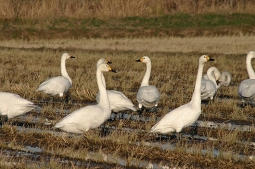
[207,68,220,88]
[141,62,151,87]
[207,70,217,85]
[190,62,204,109]
[101,74,106,88]
[97,70,110,110]
[246,56,255,79]
[61,57,72,84]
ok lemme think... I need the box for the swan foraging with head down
[219,71,232,87]
[36,53,75,98]
[0,92,37,119]
[201,67,221,101]
[203,67,232,87]
[136,56,160,109]
[150,55,214,134]
[96,58,137,112]
[238,51,255,105]
[54,63,116,133]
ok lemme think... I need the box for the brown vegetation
[0,1,255,166]
[0,0,255,19]
[0,39,254,168]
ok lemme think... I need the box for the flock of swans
[1,51,255,135]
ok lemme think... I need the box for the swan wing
[54,105,108,133]
[37,76,71,96]
[238,79,255,98]
[150,103,200,133]
[96,90,137,112]
[137,85,160,107]
[200,79,216,100]
[0,92,37,118]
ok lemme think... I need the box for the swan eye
[204,55,210,60]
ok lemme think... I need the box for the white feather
[136,56,160,109]
[54,63,115,133]
[37,53,74,97]
[150,55,214,134]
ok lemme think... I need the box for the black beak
[209,58,215,61]
[111,69,117,73]
[216,80,221,85]
[107,61,112,64]
[135,59,141,62]
[70,56,75,58]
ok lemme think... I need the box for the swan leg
[176,132,183,141]
[0,115,8,128]
[48,96,54,104]
[241,101,246,108]
[65,92,70,104]
[190,123,198,137]
[208,98,214,105]
[100,123,110,137]
[137,106,145,117]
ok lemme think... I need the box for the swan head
[216,79,221,85]
[136,56,151,64]
[98,63,116,73]
[199,55,214,64]
[62,53,75,59]
[97,58,112,67]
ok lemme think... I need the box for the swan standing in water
[150,55,214,134]
[36,53,75,101]
[96,58,137,112]
[0,92,37,119]
[238,51,255,105]
[136,56,160,110]
[54,63,116,133]
[201,67,221,101]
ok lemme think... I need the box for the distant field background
[0,0,255,39]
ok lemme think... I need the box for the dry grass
[0,36,254,118]
[0,37,255,168]
[0,36,254,55]
[0,0,255,19]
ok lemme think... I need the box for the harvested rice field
[0,36,255,169]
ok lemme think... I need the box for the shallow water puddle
[13,111,255,133]
[6,126,252,162]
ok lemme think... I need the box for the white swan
[201,67,221,100]
[136,56,160,109]
[150,55,214,134]
[204,67,232,87]
[245,51,255,79]
[54,63,116,133]
[96,58,137,112]
[36,53,75,98]
[0,92,37,119]
[238,51,255,104]
[219,71,232,86]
